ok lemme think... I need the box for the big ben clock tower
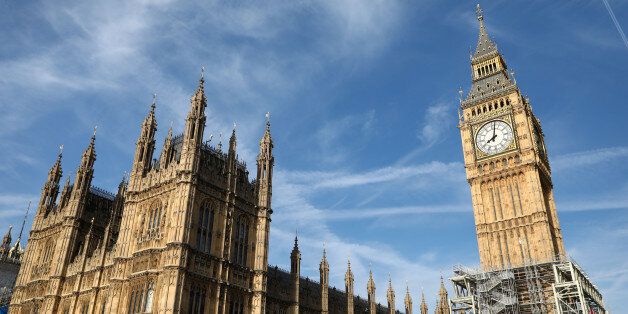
[459,5,565,270]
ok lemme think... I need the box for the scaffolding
[450,258,607,314]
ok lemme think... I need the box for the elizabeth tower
[459,5,565,270]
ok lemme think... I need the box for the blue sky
[1,0,627,311]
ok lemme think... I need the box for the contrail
[602,0,628,49]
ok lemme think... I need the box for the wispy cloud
[418,102,453,148]
[282,161,461,189]
[553,146,628,172]
[314,110,377,164]
[601,0,628,50]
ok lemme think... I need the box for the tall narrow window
[144,283,154,312]
[188,285,207,314]
[232,217,249,266]
[196,204,215,255]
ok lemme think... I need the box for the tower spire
[367,266,376,314]
[405,282,413,314]
[132,97,158,177]
[345,256,355,314]
[320,244,329,314]
[38,144,64,212]
[387,275,396,314]
[473,4,498,60]
[71,130,97,201]
[420,287,428,314]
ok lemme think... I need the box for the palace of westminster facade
[5,5,607,314]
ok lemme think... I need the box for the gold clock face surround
[475,119,514,156]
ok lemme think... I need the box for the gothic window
[188,285,207,314]
[147,202,162,237]
[128,281,155,314]
[80,301,89,314]
[196,203,215,254]
[232,216,249,266]
[229,295,245,314]
[145,283,155,312]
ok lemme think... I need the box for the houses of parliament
[3,4,607,314]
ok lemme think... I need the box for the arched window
[128,281,155,314]
[144,283,154,312]
[196,203,215,254]
[232,216,249,266]
[188,285,207,314]
[147,202,162,237]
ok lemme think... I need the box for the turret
[256,113,274,211]
[58,176,72,209]
[289,236,301,314]
[320,247,329,314]
[434,277,450,314]
[131,97,157,178]
[38,146,63,214]
[180,71,207,170]
[420,289,428,314]
[405,284,413,314]
[159,125,174,169]
[0,226,12,258]
[345,258,354,314]
[387,276,395,314]
[71,130,97,203]
[367,268,376,314]
[250,113,275,314]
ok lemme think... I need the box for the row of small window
[471,98,511,116]
[196,205,250,266]
[477,62,498,77]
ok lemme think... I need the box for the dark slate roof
[473,5,498,61]
[464,71,515,107]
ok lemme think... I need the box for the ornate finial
[59,144,64,156]
[458,87,464,102]
[265,112,270,125]
[510,69,517,84]
[233,122,237,131]
[200,66,205,80]
[93,126,98,138]
[476,4,483,21]
[217,132,223,151]
[151,93,157,110]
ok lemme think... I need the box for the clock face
[475,120,514,155]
